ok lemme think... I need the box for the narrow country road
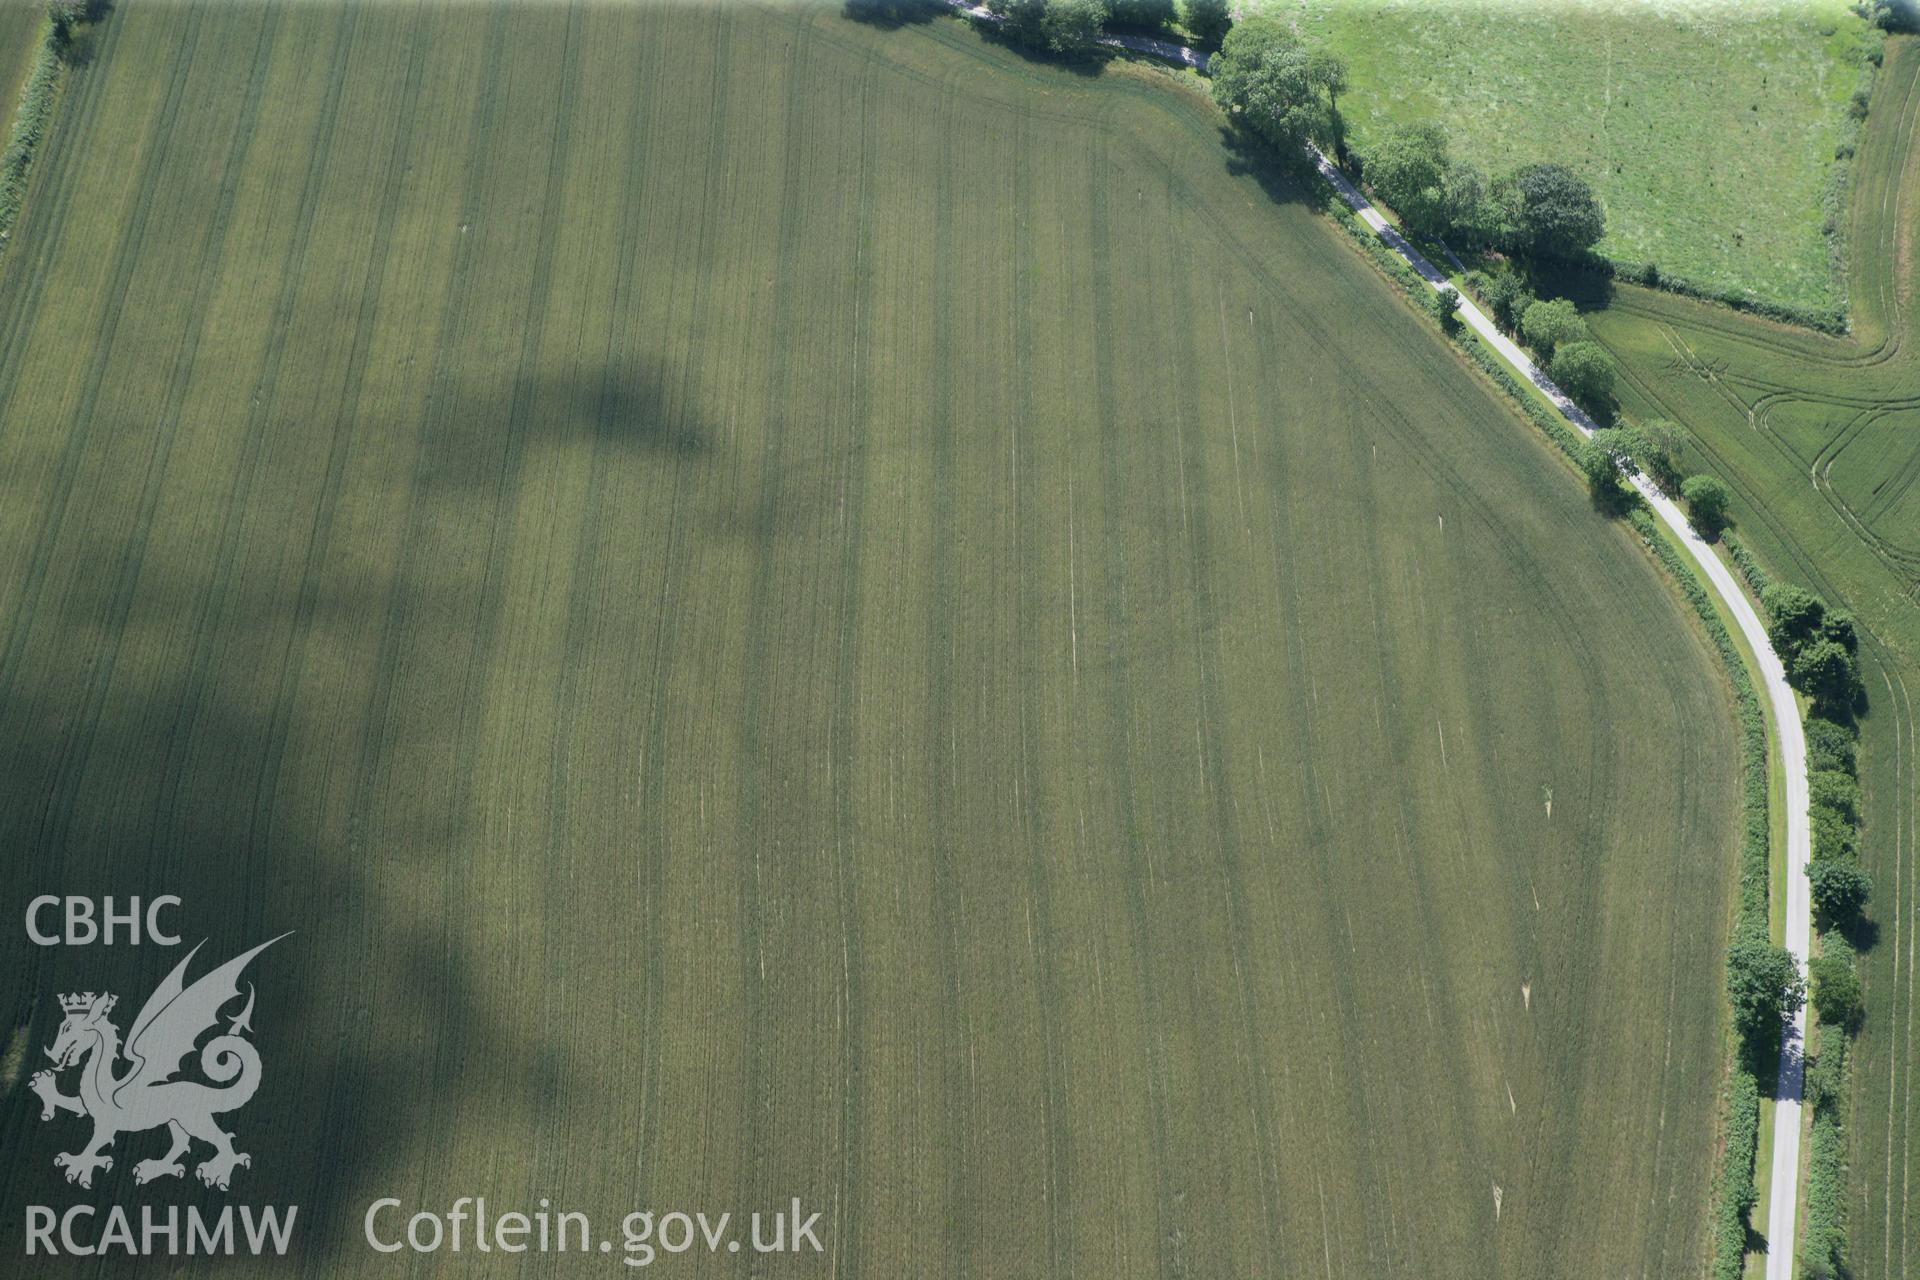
[1310,148,1813,1280]
[939,5,1814,1273]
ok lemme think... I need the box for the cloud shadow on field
[505,363,711,458]
[0,583,563,1264]
[0,354,722,1260]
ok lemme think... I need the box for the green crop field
[0,4,1743,1276]
[1578,33,1920,1275]
[1261,0,1881,315]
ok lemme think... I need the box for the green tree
[1483,273,1526,329]
[1813,806,1859,863]
[47,0,82,41]
[1761,583,1826,657]
[1209,19,1344,153]
[989,0,1109,54]
[1807,949,1864,1029]
[1726,937,1806,1058]
[1183,0,1230,45]
[1590,426,1645,471]
[1440,159,1494,247]
[1363,123,1451,236]
[1868,0,1919,34]
[1108,0,1172,28]
[1680,473,1732,538]
[1805,717,1857,776]
[1637,417,1689,491]
[1309,50,1348,153]
[1791,638,1862,713]
[1428,284,1460,334]
[1809,860,1872,926]
[1821,610,1858,653]
[1810,769,1862,825]
[1550,340,1615,410]
[1501,162,1606,260]
[1044,0,1109,51]
[1519,297,1587,357]
[1575,436,1627,510]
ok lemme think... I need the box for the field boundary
[0,17,73,258]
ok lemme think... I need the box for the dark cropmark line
[447,0,583,843]
[1156,178,1288,1278]
[921,64,968,1280]
[1082,128,1180,1280]
[330,0,510,1197]
[280,0,434,1217]
[145,0,363,889]
[528,0,646,1211]
[589,7,670,1210]
[1006,106,1077,1279]
[825,25,875,1277]
[704,0,805,1235]
[77,0,285,910]
[245,0,433,877]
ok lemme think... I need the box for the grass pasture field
[1263,0,1880,315]
[1579,33,1920,1274]
[0,4,1745,1276]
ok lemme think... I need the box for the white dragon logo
[29,935,287,1191]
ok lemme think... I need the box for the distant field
[1583,34,1920,1274]
[0,5,1740,1276]
[1263,0,1879,314]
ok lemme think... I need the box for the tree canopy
[1183,0,1230,46]
[1550,340,1615,410]
[1501,162,1606,260]
[1518,297,1587,357]
[1726,936,1806,1061]
[1792,638,1863,713]
[1361,122,1493,243]
[1209,20,1345,153]
[1806,717,1857,776]
[989,0,1111,55]
[1680,473,1732,539]
[1363,123,1450,236]
[1761,583,1826,653]
[1809,860,1872,926]
[1807,948,1864,1028]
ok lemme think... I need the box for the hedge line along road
[939,6,1812,1275]
[1307,147,1812,1280]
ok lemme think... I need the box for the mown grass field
[0,4,1741,1275]
[1580,34,1920,1274]
[1262,0,1879,314]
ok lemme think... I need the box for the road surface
[1311,145,1812,1280]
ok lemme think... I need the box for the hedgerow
[1745,566,1868,1280]
[1723,533,1772,598]
[1709,1068,1761,1277]
[0,19,71,255]
[1801,1021,1850,1277]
